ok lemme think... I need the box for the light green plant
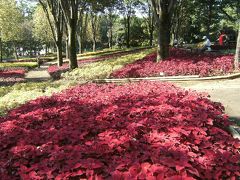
[0,81,78,116]
[0,48,154,116]
[0,62,38,69]
[64,48,154,81]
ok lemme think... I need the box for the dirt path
[176,78,240,122]
[25,62,52,82]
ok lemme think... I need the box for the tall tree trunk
[54,20,64,67]
[172,0,183,42]
[14,43,19,60]
[93,38,96,52]
[45,44,48,55]
[77,17,83,54]
[77,8,84,54]
[90,11,97,52]
[108,14,113,49]
[149,15,154,46]
[56,22,63,66]
[82,13,89,53]
[65,37,69,60]
[108,27,113,49]
[68,20,78,69]
[39,0,64,67]
[156,13,171,62]
[207,0,213,37]
[148,2,154,47]
[127,15,130,48]
[110,27,113,49]
[77,34,83,54]
[0,37,2,62]
[56,40,63,66]
[56,39,63,66]
[59,0,79,70]
[151,0,176,61]
[234,25,240,70]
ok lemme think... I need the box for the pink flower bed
[111,49,236,78]
[0,69,25,78]
[48,63,70,79]
[0,81,239,179]
[0,69,26,85]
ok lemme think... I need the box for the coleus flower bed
[0,69,26,86]
[0,69,25,78]
[111,49,236,78]
[0,81,239,179]
[48,49,147,79]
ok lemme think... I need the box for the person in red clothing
[218,31,228,45]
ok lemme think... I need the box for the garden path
[176,78,240,122]
[25,62,52,82]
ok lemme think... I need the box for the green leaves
[0,0,24,42]
[32,5,53,44]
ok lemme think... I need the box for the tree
[33,5,53,53]
[141,0,155,46]
[78,12,89,54]
[76,3,86,54]
[120,0,141,48]
[89,9,101,52]
[130,16,148,46]
[234,23,240,70]
[105,0,121,49]
[59,0,80,69]
[170,0,239,44]
[0,0,24,60]
[151,0,177,61]
[39,0,64,66]
[106,8,115,49]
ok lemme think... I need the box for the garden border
[94,72,240,83]
[228,126,240,140]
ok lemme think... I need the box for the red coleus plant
[0,69,25,78]
[0,82,239,179]
[111,49,236,78]
[0,69,26,85]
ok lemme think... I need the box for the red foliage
[48,63,69,79]
[0,69,26,85]
[0,69,25,78]
[111,49,236,78]
[0,82,239,179]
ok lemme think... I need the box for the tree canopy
[0,0,238,64]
